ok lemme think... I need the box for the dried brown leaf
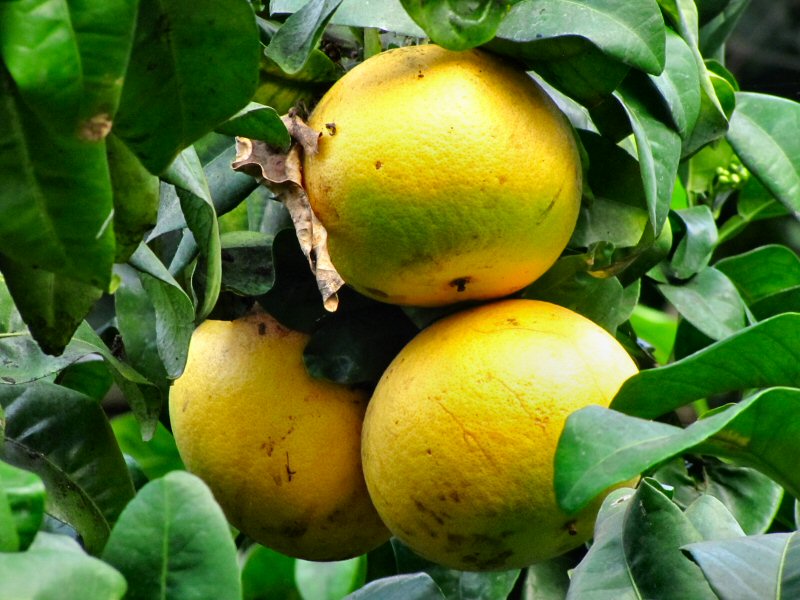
[232,116,343,311]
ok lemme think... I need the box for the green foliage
[1,0,800,597]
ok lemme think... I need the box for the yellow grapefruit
[169,312,389,561]
[361,299,637,570]
[303,44,581,307]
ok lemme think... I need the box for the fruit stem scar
[285,451,296,482]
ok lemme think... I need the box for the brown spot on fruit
[375,160,382,170]
[258,322,267,335]
[449,277,471,292]
[285,452,296,482]
[565,520,578,536]
[325,122,337,135]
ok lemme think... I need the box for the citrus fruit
[169,312,389,561]
[303,44,581,307]
[361,299,638,570]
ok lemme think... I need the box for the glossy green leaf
[0,381,135,554]
[265,0,343,75]
[0,276,24,334]
[573,131,649,249]
[400,0,509,50]
[392,538,521,600]
[0,67,115,289]
[559,388,800,514]
[295,556,366,600]
[523,256,631,333]
[0,460,45,551]
[727,92,800,214]
[345,573,446,600]
[612,313,800,418]
[0,255,104,356]
[658,267,746,341]
[648,29,701,139]
[669,206,718,279]
[72,322,162,440]
[162,146,222,322]
[111,413,184,481]
[126,244,195,380]
[56,359,114,402]
[655,458,783,535]
[0,0,137,137]
[106,134,159,264]
[215,103,291,150]
[521,555,573,599]
[566,488,638,600]
[622,480,717,600]
[102,471,241,600]
[659,0,729,155]
[304,305,418,385]
[698,0,749,56]
[499,0,665,74]
[685,532,800,599]
[0,532,126,599]
[241,544,301,600]
[683,494,745,541]
[272,0,425,37]
[716,245,800,306]
[615,76,682,236]
[114,0,260,173]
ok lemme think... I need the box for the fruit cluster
[170,44,638,571]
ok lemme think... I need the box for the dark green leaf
[658,267,746,340]
[498,0,665,74]
[0,255,104,356]
[615,76,682,236]
[726,92,800,214]
[102,471,241,600]
[0,382,135,554]
[72,322,162,440]
[654,458,783,535]
[304,305,418,385]
[114,0,260,173]
[668,206,718,279]
[0,460,45,551]
[683,494,745,541]
[400,0,509,51]
[0,0,137,137]
[295,556,366,600]
[265,0,343,75]
[392,538,521,600]
[0,532,126,599]
[560,388,800,513]
[106,134,159,263]
[611,313,800,418]
[0,67,115,289]
[521,555,573,599]
[345,573,446,600]
[623,480,716,600]
[573,131,649,249]
[271,0,425,37]
[716,245,800,306]
[566,488,638,600]
[56,359,114,402]
[215,103,291,149]
[162,146,222,321]
[111,413,184,482]
[218,231,276,296]
[126,244,195,379]
[698,0,750,58]
[685,532,800,600]
[241,544,301,600]
[523,256,631,333]
[648,29,701,139]
[205,142,261,217]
